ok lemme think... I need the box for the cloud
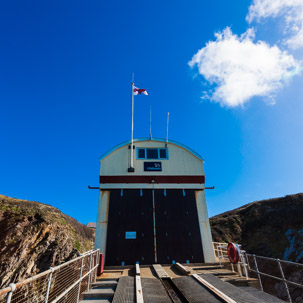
[189,27,300,107]
[247,0,303,49]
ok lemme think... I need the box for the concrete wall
[195,190,216,263]
[94,190,110,255]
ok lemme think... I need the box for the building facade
[95,138,215,265]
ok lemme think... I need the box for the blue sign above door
[144,162,162,171]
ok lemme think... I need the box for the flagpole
[150,106,152,140]
[166,112,170,147]
[130,79,135,171]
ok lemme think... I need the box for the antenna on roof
[149,106,152,140]
[166,112,170,147]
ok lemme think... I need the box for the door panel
[155,189,204,264]
[105,189,154,265]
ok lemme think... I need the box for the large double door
[105,189,204,265]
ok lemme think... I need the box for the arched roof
[99,138,204,162]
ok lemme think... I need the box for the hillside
[0,195,95,288]
[210,193,303,262]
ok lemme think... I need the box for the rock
[210,193,303,302]
[210,193,303,262]
[0,194,95,288]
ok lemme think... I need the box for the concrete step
[83,288,115,299]
[79,299,112,303]
[221,276,253,287]
[92,280,118,288]
[192,266,223,270]
[213,271,239,276]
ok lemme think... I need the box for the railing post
[76,255,84,303]
[214,243,218,259]
[218,245,222,268]
[235,244,242,277]
[5,283,16,303]
[240,251,248,279]
[253,255,263,291]
[87,253,93,291]
[44,268,54,303]
[245,253,251,271]
[237,263,243,277]
[277,259,292,303]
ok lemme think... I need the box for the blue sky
[0,0,302,224]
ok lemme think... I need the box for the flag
[133,86,148,95]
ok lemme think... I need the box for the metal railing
[0,249,100,303]
[213,242,248,279]
[213,242,303,303]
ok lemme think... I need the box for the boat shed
[95,138,216,265]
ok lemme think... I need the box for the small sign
[144,162,162,171]
[125,231,136,239]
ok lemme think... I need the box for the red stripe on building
[100,175,205,184]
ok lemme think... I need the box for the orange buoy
[227,243,240,264]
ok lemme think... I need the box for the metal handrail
[213,242,303,303]
[246,254,303,266]
[0,249,100,303]
[247,267,303,288]
[0,249,100,296]
[213,242,248,279]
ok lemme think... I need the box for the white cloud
[189,27,300,107]
[247,0,303,49]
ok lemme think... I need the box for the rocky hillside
[0,195,95,288]
[210,193,303,262]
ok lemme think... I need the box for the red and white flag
[133,86,148,95]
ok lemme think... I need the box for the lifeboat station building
[95,138,216,265]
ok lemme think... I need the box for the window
[137,148,168,159]
[147,148,158,159]
[159,148,167,159]
[138,148,146,159]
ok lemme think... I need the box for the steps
[80,279,118,303]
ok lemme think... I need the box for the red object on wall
[97,253,104,276]
[227,243,240,264]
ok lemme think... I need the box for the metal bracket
[88,186,99,190]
